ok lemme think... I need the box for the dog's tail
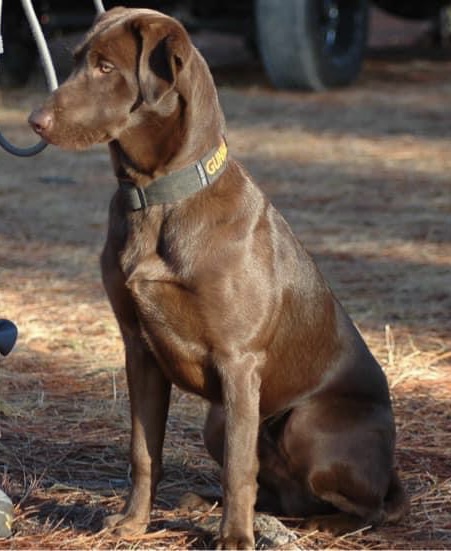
[383,469,409,523]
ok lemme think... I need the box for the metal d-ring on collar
[118,137,228,211]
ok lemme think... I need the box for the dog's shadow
[29,495,221,549]
[27,480,294,549]
[21,464,221,548]
[31,496,105,533]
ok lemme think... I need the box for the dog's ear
[135,18,192,104]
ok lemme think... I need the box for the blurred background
[1,1,451,89]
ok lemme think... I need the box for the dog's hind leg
[302,470,408,537]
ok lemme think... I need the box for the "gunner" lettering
[205,140,227,175]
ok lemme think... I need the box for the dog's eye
[98,61,115,74]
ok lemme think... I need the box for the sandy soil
[0,22,450,550]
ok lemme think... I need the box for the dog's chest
[129,269,221,399]
[119,227,221,400]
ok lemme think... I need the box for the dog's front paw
[103,513,148,536]
[215,532,255,550]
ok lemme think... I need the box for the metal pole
[0,0,58,156]
[0,0,104,157]
[93,0,106,15]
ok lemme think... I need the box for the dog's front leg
[218,354,261,550]
[104,336,171,536]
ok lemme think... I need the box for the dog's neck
[117,137,228,209]
[109,97,184,186]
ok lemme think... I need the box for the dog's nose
[28,109,53,135]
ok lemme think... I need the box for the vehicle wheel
[255,0,369,91]
[373,0,446,20]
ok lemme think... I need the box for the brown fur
[29,8,408,549]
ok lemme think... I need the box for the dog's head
[29,8,205,151]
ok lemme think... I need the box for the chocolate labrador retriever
[29,7,408,548]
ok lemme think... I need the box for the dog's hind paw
[179,491,217,512]
[304,513,372,536]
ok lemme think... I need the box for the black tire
[255,0,369,91]
[374,0,447,20]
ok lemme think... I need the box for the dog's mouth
[47,130,110,151]
[28,109,110,150]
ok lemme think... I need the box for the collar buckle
[119,181,148,211]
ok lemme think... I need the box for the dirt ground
[0,16,450,550]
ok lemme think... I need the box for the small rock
[183,498,301,550]
[254,513,301,549]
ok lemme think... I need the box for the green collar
[118,138,228,211]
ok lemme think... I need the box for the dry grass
[0,47,450,549]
